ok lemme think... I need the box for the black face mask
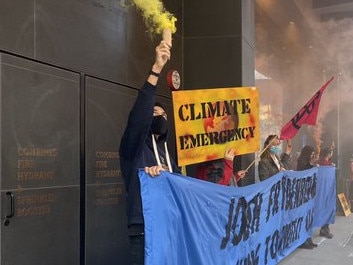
[151,115,168,135]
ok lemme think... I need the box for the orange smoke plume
[312,122,323,160]
[131,0,177,35]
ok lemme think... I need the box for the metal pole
[337,73,340,170]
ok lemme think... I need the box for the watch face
[171,70,180,89]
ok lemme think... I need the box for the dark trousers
[129,234,144,265]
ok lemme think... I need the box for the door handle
[4,191,15,226]
[5,191,15,219]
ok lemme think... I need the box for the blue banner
[139,166,336,265]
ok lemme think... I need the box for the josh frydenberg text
[221,173,317,265]
[177,99,256,150]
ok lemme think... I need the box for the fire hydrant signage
[172,87,260,166]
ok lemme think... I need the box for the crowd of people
[119,41,337,264]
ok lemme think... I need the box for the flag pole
[245,137,278,172]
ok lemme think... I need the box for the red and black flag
[280,76,334,140]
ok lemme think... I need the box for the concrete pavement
[279,213,353,265]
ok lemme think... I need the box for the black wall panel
[0,0,34,57]
[85,77,132,265]
[35,0,128,84]
[0,53,80,265]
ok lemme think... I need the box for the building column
[183,0,256,185]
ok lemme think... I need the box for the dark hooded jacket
[119,81,180,229]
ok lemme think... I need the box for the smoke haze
[256,1,353,178]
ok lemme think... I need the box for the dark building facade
[0,0,254,264]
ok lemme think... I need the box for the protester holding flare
[119,40,180,265]
[120,2,179,263]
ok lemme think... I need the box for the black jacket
[119,82,179,226]
[258,153,291,181]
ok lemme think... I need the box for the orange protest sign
[172,87,260,166]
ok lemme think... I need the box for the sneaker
[320,230,333,239]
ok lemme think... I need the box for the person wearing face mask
[119,40,180,265]
[258,134,293,181]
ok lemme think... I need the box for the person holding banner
[258,134,293,181]
[316,147,335,239]
[119,40,180,265]
[296,145,318,249]
[195,147,246,186]
[297,145,316,170]
[316,146,334,166]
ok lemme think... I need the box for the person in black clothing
[297,145,316,171]
[119,40,180,265]
[296,145,318,250]
[316,147,335,239]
